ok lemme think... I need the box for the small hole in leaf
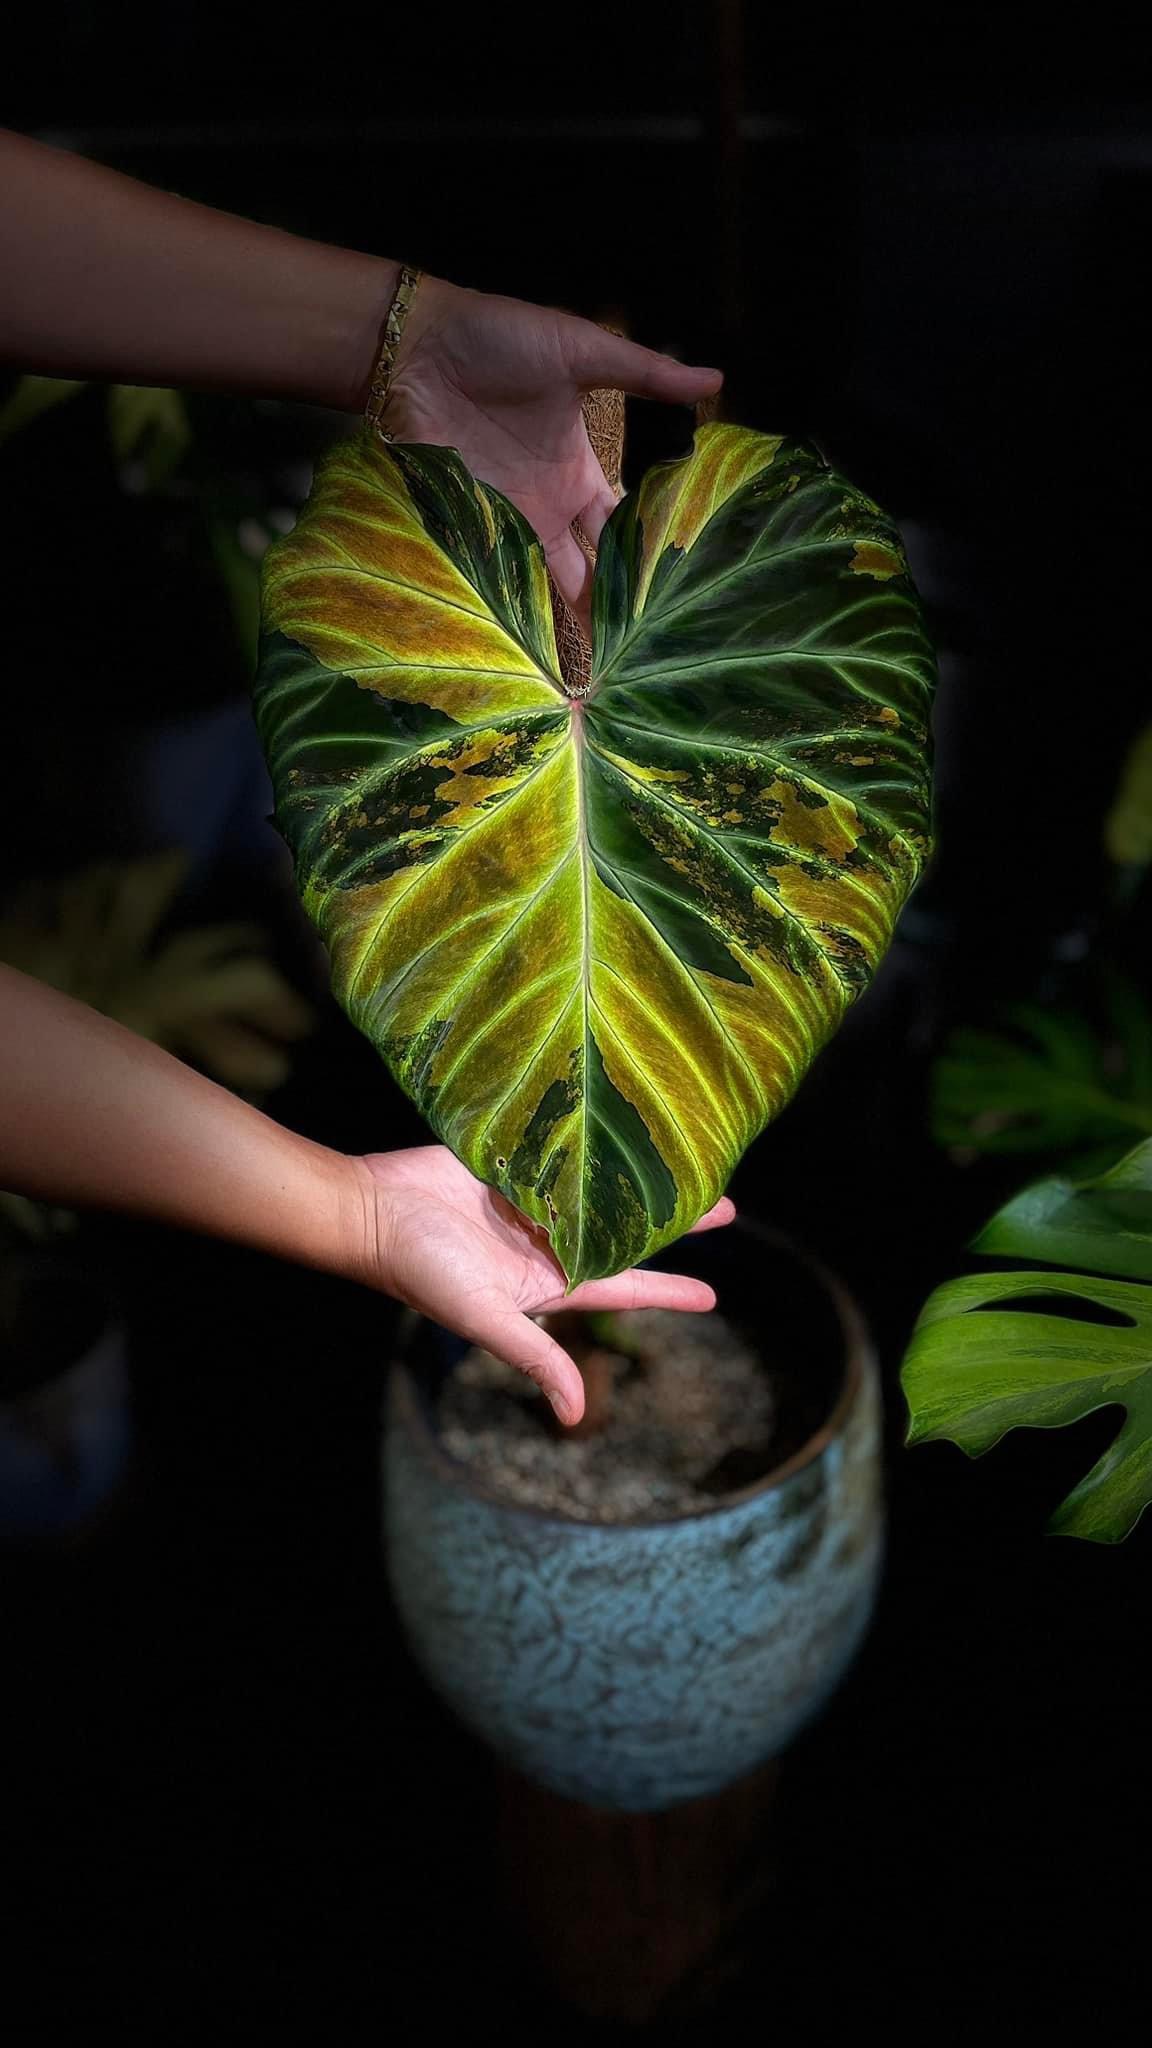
[495,1156,507,1170]
[972,1292,1135,1330]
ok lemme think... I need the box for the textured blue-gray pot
[384,1221,883,1813]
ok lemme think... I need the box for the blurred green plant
[934,978,1152,1168]
[0,373,191,486]
[903,1137,1152,1543]
[0,373,88,443]
[933,709,1152,1173]
[0,371,277,664]
[0,849,311,1095]
[0,378,312,1380]
[0,850,312,1244]
[910,710,1152,1541]
[1105,716,1152,898]
[0,379,312,1260]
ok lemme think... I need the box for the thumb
[568,321,723,406]
[473,1306,586,1428]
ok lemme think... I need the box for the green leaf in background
[0,373,87,444]
[933,980,1152,1163]
[0,851,312,1100]
[972,1137,1152,1281]
[204,498,270,668]
[1105,720,1152,870]
[256,424,935,1283]
[106,383,191,491]
[902,1137,1152,1541]
[0,378,263,660]
[0,376,190,490]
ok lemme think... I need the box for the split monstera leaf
[254,423,935,1284]
[903,1137,1152,1542]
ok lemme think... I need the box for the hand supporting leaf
[363,1145,734,1424]
[382,278,722,618]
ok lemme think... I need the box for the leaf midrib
[571,701,593,1281]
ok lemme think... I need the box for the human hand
[351,1144,734,1426]
[383,278,723,621]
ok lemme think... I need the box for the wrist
[354,268,463,424]
[309,261,467,420]
[256,1132,381,1286]
[293,1145,408,1307]
[301,249,402,414]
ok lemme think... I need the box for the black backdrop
[2,9,1149,2035]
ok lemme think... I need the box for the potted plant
[253,386,936,1804]
[385,1213,882,1810]
[0,851,311,1540]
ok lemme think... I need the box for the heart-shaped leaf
[903,1138,1152,1541]
[255,424,935,1283]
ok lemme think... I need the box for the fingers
[560,1270,717,1316]
[545,526,595,627]
[569,323,724,406]
[574,474,621,554]
[473,1306,586,1427]
[688,1195,737,1234]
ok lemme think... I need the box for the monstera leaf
[903,1138,1152,1542]
[255,424,935,1283]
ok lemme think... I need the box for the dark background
[2,8,1149,2035]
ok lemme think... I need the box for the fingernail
[552,1394,574,1426]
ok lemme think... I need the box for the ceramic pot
[384,1219,882,1812]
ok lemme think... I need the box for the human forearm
[0,963,368,1275]
[0,127,398,409]
[0,126,722,611]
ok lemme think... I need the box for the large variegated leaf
[255,424,935,1283]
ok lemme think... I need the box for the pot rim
[388,1218,875,1530]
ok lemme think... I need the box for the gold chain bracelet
[364,264,423,442]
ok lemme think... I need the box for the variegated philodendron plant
[255,424,935,1284]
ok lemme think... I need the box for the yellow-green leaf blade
[256,427,935,1286]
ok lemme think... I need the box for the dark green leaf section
[255,627,460,860]
[320,715,565,893]
[582,437,933,1004]
[585,748,754,987]
[497,1034,678,1285]
[388,444,558,678]
[255,627,565,891]
[593,445,933,849]
[583,1035,679,1280]
[902,1137,1152,1542]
